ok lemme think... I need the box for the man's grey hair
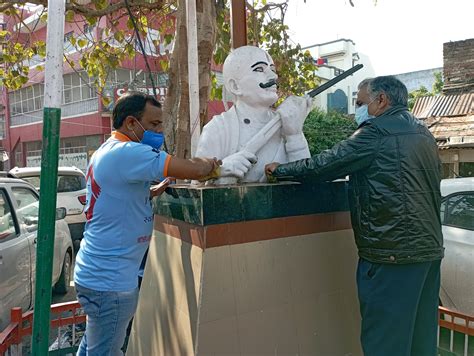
[367,76,408,107]
[358,78,373,90]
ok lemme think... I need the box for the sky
[284,0,474,75]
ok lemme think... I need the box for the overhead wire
[124,0,169,152]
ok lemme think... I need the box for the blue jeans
[357,258,441,356]
[76,284,139,356]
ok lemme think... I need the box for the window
[57,175,86,192]
[11,188,39,233]
[63,72,97,104]
[459,162,474,178]
[442,193,474,230]
[0,114,5,139]
[8,83,44,116]
[442,163,456,179]
[0,190,17,240]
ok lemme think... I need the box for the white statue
[195,46,311,184]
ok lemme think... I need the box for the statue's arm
[285,133,311,161]
[195,117,256,180]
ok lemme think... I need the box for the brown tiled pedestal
[127,182,362,355]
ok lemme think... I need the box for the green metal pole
[31,1,65,354]
[32,108,61,355]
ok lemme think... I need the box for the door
[440,191,474,315]
[0,188,31,330]
[10,186,61,291]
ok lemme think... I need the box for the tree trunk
[163,0,216,158]
[162,0,189,158]
[196,0,217,128]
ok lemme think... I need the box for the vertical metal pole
[31,0,65,354]
[230,0,247,48]
[186,0,200,157]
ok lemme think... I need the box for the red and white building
[0,4,225,171]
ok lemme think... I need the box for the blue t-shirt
[74,131,170,291]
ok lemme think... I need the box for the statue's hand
[277,95,313,136]
[220,151,257,178]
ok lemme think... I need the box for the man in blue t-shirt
[74,92,219,355]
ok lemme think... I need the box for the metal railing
[10,98,98,127]
[0,301,85,355]
[1,304,473,355]
[438,306,474,356]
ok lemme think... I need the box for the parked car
[10,166,86,250]
[0,178,73,330]
[439,177,474,317]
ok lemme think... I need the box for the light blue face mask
[134,120,164,151]
[355,105,374,126]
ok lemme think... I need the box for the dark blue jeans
[357,258,441,356]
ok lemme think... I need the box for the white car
[439,177,474,317]
[10,166,86,250]
[0,178,73,330]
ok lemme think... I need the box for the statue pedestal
[127,181,362,355]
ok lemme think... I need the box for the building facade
[0,5,225,172]
[394,67,443,93]
[412,38,474,178]
[303,38,376,114]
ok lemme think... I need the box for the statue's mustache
[259,79,277,88]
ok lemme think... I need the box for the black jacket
[273,105,444,264]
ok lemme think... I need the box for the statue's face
[230,48,278,107]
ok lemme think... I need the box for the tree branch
[0,0,166,17]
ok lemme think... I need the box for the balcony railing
[10,98,98,127]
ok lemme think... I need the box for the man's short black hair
[112,91,161,129]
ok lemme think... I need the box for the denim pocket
[366,261,381,279]
[76,284,102,318]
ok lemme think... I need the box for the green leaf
[159,59,169,71]
[65,10,75,22]
[114,30,125,43]
[164,34,173,45]
[85,16,97,26]
[78,39,88,48]
[101,96,112,107]
[139,15,148,28]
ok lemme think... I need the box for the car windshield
[20,174,86,192]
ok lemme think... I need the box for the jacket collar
[377,105,407,118]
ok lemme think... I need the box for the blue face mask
[142,130,164,150]
[134,120,164,150]
[355,104,375,126]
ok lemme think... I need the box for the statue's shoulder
[203,106,237,132]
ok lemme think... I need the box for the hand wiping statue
[194,45,363,185]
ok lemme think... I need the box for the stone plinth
[127,181,362,355]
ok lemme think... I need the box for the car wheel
[54,251,72,294]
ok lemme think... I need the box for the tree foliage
[408,71,444,111]
[213,1,318,101]
[0,0,174,107]
[303,108,357,155]
[1,1,316,100]
[0,0,318,155]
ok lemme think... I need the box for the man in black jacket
[266,76,443,356]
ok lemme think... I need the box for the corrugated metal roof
[412,96,436,118]
[412,93,473,119]
[425,114,474,148]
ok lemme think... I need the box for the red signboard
[114,87,168,104]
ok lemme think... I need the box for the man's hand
[277,95,313,136]
[150,178,171,198]
[265,162,280,177]
[221,151,258,178]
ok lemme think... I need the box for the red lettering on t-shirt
[85,165,101,221]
